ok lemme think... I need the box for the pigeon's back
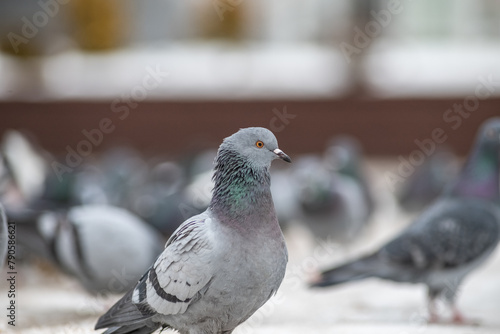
[380,198,500,280]
[67,205,165,293]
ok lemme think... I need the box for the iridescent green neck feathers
[209,147,273,221]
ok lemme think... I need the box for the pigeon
[13,205,165,294]
[129,161,202,237]
[1,130,49,205]
[95,147,149,207]
[323,136,374,236]
[95,127,291,334]
[294,137,374,242]
[294,155,339,235]
[0,130,84,209]
[311,118,500,324]
[0,203,7,268]
[397,148,459,212]
[270,166,299,230]
[324,137,374,209]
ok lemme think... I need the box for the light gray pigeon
[95,127,290,334]
[13,205,165,294]
[311,118,500,324]
[1,130,49,204]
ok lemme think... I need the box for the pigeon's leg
[427,301,439,323]
[426,287,441,323]
[442,281,478,326]
[451,306,466,324]
[449,305,479,326]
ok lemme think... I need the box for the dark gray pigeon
[397,148,459,212]
[95,127,291,334]
[311,118,500,324]
[13,205,165,294]
[127,161,202,238]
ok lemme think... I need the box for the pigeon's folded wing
[96,215,215,329]
[144,216,215,315]
[380,206,499,270]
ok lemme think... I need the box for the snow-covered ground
[1,160,499,334]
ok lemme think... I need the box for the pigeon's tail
[101,324,159,334]
[95,286,161,334]
[310,253,379,287]
[7,209,55,260]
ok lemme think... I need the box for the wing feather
[96,213,216,329]
[143,214,214,315]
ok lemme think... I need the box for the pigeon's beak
[273,148,291,163]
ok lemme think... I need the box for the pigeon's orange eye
[256,141,264,148]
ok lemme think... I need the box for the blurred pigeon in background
[181,149,218,219]
[397,148,459,212]
[0,130,202,239]
[294,155,339,236]
[13,205,165,294]
[295,136,374,242]
[92,147,149,207]
[311,118,500,324]
[1,130,83,210]
[66,147,149,207]
[184,148,218,180]
[128,160,204,237]
[323,136,374,229]
[1,130,50,207]
[270,166,299,230]
[95,127,290,334]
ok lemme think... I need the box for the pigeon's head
[324,136,361,175]
[220,127,291,169]
[447,117,500,200]
[479,117,500,147]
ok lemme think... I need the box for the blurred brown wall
[1,98,499,158]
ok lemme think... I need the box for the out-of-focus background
[0,0,499,155]
[0,0,500,333]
